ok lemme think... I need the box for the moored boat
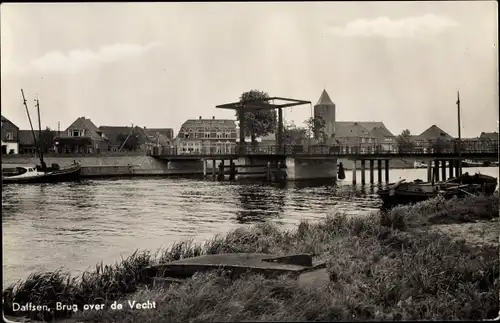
[413,161,428,168]
[378,173,497,208]
[1,89,83,185]
[2,162,81,184]
[462,159,483,167]
[446,172,497,195]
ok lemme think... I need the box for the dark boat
[1,89,83,185]
[2,162,81,184]
[446,172,498,195]
[378,173,497,208]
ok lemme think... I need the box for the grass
[3,194,499,322]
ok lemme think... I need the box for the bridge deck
[153,143,499,161]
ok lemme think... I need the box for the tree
[235,90,277,143]
[39,127,55,153]
[117,132,140,151]
[304,116,326,143]
[283,121,307,145]
[396,129,415,153]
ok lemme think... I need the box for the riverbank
[3,193,498,322]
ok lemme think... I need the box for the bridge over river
[153,141,499,184]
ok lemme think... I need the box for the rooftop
[315,89,335,106]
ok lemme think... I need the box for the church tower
[313,89,336,142]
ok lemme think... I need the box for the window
[6,132,13,140]
[73,130,80,137]
[204,133,210,138]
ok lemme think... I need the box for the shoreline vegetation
[3,193,499,322]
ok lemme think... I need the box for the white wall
[1,141,19,154]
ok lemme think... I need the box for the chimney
[199,116,202,120]
[212,116,215,120]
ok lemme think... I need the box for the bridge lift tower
[216,96,311,155]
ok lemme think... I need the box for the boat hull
[2,165,82,184]
[378,173,497,208]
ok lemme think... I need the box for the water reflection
[236,184,286,223]
[3,167,497,286]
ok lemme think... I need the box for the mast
[457,90,462,176]
[20,89,41,162]
[35,95,45,168]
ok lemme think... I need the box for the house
[99,126,156,152]
[478,132,498,151]
[18,129,58,154]
[1,115,20,154]
[334,122,379,153]
[144,129,172,154]
[176,116,237,154]
[54,117,109,153]
[411,125,454,153]
[356,122,395,152]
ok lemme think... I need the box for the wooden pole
[20,89,42,164]
[457,91,462,176]
[35,96,45,167]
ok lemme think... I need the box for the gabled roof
[370,126,395,139]
[356,122,393,135]
[63,117,104,140]
[99,126,152,147]
[1,115,19,129]
[335,122,376,138]
[479,132,498,141]
[416,125,454,141]
[315,89,335,106]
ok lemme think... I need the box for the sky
[1,1,498,138]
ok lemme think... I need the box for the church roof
[315,89,335,106]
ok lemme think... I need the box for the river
[2,166,498,286]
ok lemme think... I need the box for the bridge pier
[377,160,382,183]
[217,159,225,181]
[369,160,374,184]
[427,162,432,182]
[203,159,207,177]
[360,160,366,185]
[455,160,462,177]
[352,160,357,185]
[441,160,446,182]
[384,160,389,183]
[212,160,216,180]
[448,159,454,179]
[434,160,440,182]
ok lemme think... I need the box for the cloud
[25,42,160,74]
[330,14,459,38]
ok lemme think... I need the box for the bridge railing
[157,140,499,156]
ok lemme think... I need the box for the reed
[3,194,498,322]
